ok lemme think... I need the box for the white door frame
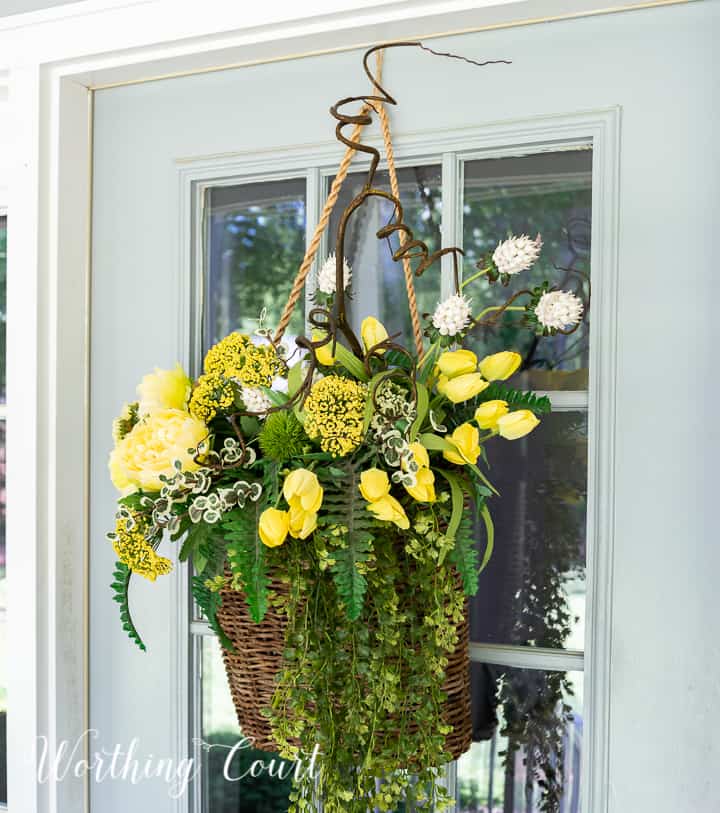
[0,1,690,811]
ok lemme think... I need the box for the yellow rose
[109,408,207,495]
[283,468,324,513]
[443,423,481,466]
[259,507,290,548]
[405,467,436,503]
[474,399,509,430]
[288,505,318,540]
[366,494,410,529]
[441,373,490,404]
[137,363,191,414]
[436,349,478,378]
[361,316,389,354]
[479,351,522,382]
[359,468,391,502]
[312,331,335,366]
[497,410,540,440]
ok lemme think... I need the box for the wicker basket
[217,572,472,761]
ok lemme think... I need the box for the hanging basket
[218,571,472,760]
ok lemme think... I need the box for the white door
[89,4,719,812]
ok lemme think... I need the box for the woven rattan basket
[217,571,472,760]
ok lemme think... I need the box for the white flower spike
[493,234,543,277]
[432,294,472,337]
[534,290,584,331]
[317,253,352,295]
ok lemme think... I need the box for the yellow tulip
[259,507,290,548]
[283,468,324,513]
[312,331,335,366]
[408,442,430,469]
[366,494,410,529]
[474,399,509,430]
[361,316,389,354]
[405,467,436,503]
[137,363,191,415]
[479,351,522,382]
[441,373,490,404]
[288,504,318,540]
[443,423,481,466]
[359,468,390,502]
[497,410,540,440]
[436,349,478,378]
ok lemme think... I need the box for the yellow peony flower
[361,316,389,354]
[479,351,522,381]
[137,363,191,415]
[312,331,335,366]
[109,408,207,495]
[443,423,481,466]
[366,494,410,529]
[359,468,391,502]
[288,504,318,540]
[440,372,490,404]
[259,507,290,548]
[405,467,436,503]
[283,468,324,514]
[436,349,478,378]
[474,399,509,430]
[497,410,540,440]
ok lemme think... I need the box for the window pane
[470,412,587,650]
[0,212,6,806]
[459,666,583,813]
[462,151,592,391]
[204,179,307,350]
[0,215,5,403]
[327,165,442,345]
[200,635,292,812]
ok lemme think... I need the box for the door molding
[175,106,621,813]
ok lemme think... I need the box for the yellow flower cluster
[204,332,283,388]
[303,375,367,457]
[112,517,172,582]
[258,469,324,547]
[189,373,235,423]
[359,468,409,529]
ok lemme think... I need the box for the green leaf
[287,361,303,397]
[409,381,429,441]
[436,469,465,551]
[334,342,369,381]
[417,342,441,385]
[478,503,495,574]
[223,503,270,623]
[111,561,146,652]
[330,532,372,621]
[260,386,289,407]
[191,576,234,650]
[468,462,500,497]
[478,382,552,414]
[418,432,456,453]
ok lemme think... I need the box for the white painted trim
[470,643,584,671]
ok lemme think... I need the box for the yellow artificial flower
[111,517,172,582]
[312,331,335,366]
[479,351,522,381]
[405,467,436,503]
[366,494,410,530]
[109,408,207,495]
[188,373,235,423]
[303,375,367,457]
[288,504,318,540]
[259,507,290,548]
[408,441,430,469]
[443,423,481,466]
[436,349,478,378]
[474,399,509,430]
[203,332,283,388]
[497,410,540,440]
[137,363,191,415]
[440,372,490,404]
[359,468,390,502]
[361,316,389,354]
[283,468,324,513]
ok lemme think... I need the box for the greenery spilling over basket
[106,43,584,812]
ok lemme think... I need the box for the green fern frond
[449,512,479,597]
[111,561,146,652]
[191,576,234,650]
[223,504,269,623]
[479,382,552,414]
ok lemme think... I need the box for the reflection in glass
[327,165,442,344]
[462,151,592,391]
[460,667,583,813]
[470,412,587,650]
[204,179,306,351]
[201,636,291,812]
